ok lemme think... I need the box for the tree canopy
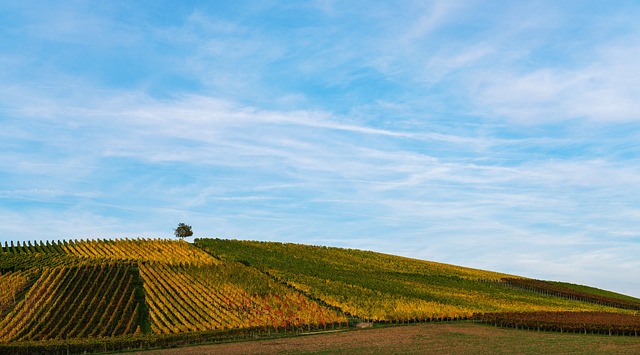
[174,223,193,239]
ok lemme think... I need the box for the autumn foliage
[1,238,639,353]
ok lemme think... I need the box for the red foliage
[502,278,640,311]
[474,311,640,336]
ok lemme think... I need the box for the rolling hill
[1,238,639,353]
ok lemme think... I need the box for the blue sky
[1,1,640,297]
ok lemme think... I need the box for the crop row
[0,271,32,314]
[64,239,219,266]
[139,262,347,334]
[501,278,640,311]
[0,263,139,342]
[0,253,94,273]
[195,239,516,282]
[1,238,219,267]
[474,311,640,336]
[0,324,342,355]
[194,239,629,323]
[2,237,639,353]
[0,240,65,254]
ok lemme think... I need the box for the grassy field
[135,322,640,355]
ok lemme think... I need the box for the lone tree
[174,223,193,240]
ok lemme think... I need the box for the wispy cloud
[1,1,639,297]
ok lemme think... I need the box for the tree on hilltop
[174,223,193,240]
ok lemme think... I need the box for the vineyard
[0,239,349,353]
[194,239,640,322]
[474,312,640,336]
[0,263,139,342]
[138,262,345,333]
[1,238,640,353]
[501,278,640,310]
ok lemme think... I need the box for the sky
[1,1,639,297]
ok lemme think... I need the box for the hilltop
[0,238,639,353]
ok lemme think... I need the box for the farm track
[134,322,640,355]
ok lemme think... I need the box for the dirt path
[133,323,640,355]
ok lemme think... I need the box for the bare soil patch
[133,322,640,355]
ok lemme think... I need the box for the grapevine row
[0,240,65,254]
[140,262,258,333]
[501,278,640,311]
[474,311,640,336]
[139,262,346,334]
[63,238,219,266]
[0,253,86,272]
[2,237,640,352]
[195,239,630,323]
[0,267,68,341]
[1,239,219,267]
[0,271,32,314]
[0,263,139,342]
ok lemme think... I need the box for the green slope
[195,238,640,322]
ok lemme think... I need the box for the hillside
[1,238,639,353]
[195,239,640,321]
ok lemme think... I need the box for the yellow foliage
[63,238,219,266]
[0,271,30,314]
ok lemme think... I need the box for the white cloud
[2,1,640,298]
[401,0,461,42]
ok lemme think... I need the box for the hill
[195,239,640,320]
[1,238,639,353]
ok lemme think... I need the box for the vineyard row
[139,263,347,334]
[0,238,219,266]
[474,311,640,336]
[499,278,640,311]
[0,263,139,342]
